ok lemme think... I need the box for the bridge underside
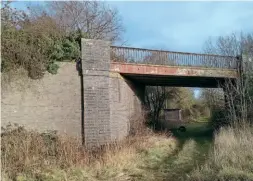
[122,74,226,88]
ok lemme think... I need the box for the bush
[1,3,63,79]
[2,26,47,79]
[2,25,80,78]
[47,62,59,74]
[1,3,80,79]
[61,38,80,60]
[49,40,65,61]
[49,38,80,62]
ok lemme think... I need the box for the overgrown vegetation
[189,124,253,181]
[185,32,253,180]
[1,125,177,181]
[2,122,253,181]
[203,32,253,127]
[142,32,253,181]
[1,1,123,79]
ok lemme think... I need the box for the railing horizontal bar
[111,45,236,59]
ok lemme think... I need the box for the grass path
[95,122,214,181]
[4,123,252,181]
[2,122,214,181]
[154,122,214,181]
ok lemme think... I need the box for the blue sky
[12,1,253,53]
[11,1,253,97]
[108,1,253,53]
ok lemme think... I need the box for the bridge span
[81,39,239,147]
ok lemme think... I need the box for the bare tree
[42,1,124,42]
[204,33,243,56]
[145,86,187,128]
[223,55,253,124]
[200,88,225,110]
[145,86,169,128]
[203,32,253,124]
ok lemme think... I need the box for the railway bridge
[81,39,239,147]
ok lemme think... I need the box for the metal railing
[110,46,239,69]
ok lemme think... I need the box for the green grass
[158,122,214,181]
[194,116,210,123]
[171,122,213,138]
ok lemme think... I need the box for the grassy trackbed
[2,123,253,181]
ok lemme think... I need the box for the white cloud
[109,1,253,52]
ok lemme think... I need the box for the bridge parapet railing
[110,46,238,69]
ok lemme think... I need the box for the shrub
[47,62,59,74]
[48,38,80,62]
[1,3,81,79]
[1,26,47,79]
[49,40,65,61]
[61,38,80,60]
[1,3,63,79]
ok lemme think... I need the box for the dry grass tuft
[1,125,177,181]
[129,109,152,136]
[189,124,253,181]
[1,125,89,179]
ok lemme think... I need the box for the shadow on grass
[170,122,214,146]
